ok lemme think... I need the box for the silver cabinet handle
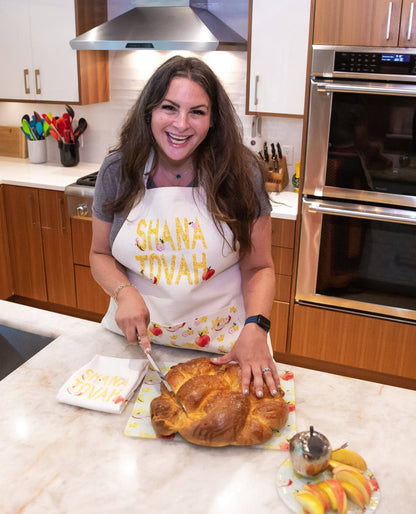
[313,79,416,96]
[254,74,259,106]
[305,199,416,225]
[386,1,393,40]
[408,2,415,40]
[35,69,41,94]
[23,69,30,94]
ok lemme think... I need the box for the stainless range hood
[70,1,247,52]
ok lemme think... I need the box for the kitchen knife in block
[145,353,188,415]
[266,155,289,192]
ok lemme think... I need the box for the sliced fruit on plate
[341,480,366,508]
[333,468,372,504]
[294,490,325,514]
[303,483,330,512]
[331,448,367,470]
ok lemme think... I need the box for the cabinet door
[399,0,416,46]
[29,1,79,102]
[0,0,108,104]
[39,189,77,307]
[314,0,402,47]
[0,186,13,299]
[247,0,311,116]
[4,186,47,301]
[0,1,32,100]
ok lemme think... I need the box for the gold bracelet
[112,282,135,303]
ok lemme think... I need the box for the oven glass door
[296,198,416,321]
[304,79,416,207]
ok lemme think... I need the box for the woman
[90,55,280,398]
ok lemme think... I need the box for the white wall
[0,2,303,190]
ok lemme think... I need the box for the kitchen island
[0,300,415,513]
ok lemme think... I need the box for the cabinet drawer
[272,219,295,248]
[270,300,289,354]
[291,304,416,380]
[75,265,108,315]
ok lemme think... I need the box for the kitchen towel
[57,354,148,414]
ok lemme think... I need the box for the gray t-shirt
[92,151,272,247]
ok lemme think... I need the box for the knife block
[266,156,289,192]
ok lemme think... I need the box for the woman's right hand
[114,286,152,353]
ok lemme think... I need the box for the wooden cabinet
[246,0,312,116]
[0,185,14,299]
[0,0,108,104]
[4,186,47,301]
[291,304,416,384]
[270,218,296,354]
[314,0,416,47]
[38,189,77,308]
[4,185,76,306]
[71,217,109,315]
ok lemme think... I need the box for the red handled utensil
[62,112,75,143]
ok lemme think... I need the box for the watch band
[244,314,271,332]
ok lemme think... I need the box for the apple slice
[341,481,366,508]
[333,469,372,504]
[294,490,324,514]
[331,448,367,470]
[303,483,331,512]
[327,459,364,474]
[317,481,337,511]
[325,479,348,514]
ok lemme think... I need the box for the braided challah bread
[150,357,289,447]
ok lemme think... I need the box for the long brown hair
[105,55,268,253]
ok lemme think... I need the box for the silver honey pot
[289,426,332,477]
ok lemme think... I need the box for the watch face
[257,315,271,332]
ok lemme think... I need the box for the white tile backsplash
[0,50,302,190]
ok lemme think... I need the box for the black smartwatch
[244,314,271,333]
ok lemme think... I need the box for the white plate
[276,459,380,513]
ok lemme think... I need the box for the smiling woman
[90,55,281,399]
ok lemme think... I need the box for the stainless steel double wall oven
[297,46,416,322]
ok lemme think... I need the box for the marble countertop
[0,157,298,220]
[1,300,415,513]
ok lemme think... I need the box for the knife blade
[145,352,187,415]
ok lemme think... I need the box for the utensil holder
[58,140,79,167]
[27,139,47,164]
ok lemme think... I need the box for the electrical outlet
[281,145,294,165]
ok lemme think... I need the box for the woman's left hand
[210,324,281,398]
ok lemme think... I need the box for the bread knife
[145,353,187,415]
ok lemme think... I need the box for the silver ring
[261,367,272,375]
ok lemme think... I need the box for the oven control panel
[335,51,416,75]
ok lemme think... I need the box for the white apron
[102,182,245,354]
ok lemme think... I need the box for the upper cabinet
[314,0,416,47]
[246,0,312,117]
[0,0,109,104]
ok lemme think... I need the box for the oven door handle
[305,199,416,225]
[313,79,416,96]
